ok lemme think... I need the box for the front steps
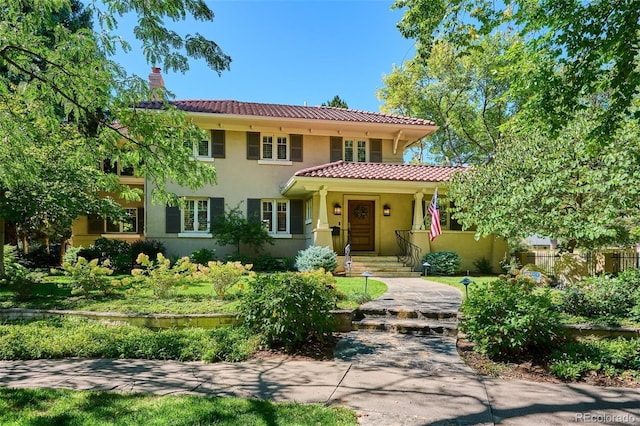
[337,255,422,278]
[352,306,459,337]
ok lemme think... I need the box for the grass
[0,387,357,426]
[423,275,498,298]
[334,276,387,309]
[0,274,387,314]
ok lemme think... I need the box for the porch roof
[294,161,465,181]
[281,161,467,196]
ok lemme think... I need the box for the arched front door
[348,200,375,251]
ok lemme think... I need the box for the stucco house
[71,69,508,273]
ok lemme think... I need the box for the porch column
[412,192,425,231]
[317,187,329,230]
[314,186,333,249]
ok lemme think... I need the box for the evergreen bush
[295,246,338,272]
[422,251,461,275]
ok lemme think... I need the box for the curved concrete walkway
[1,278,639,425]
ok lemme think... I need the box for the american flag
[428,189,441,241]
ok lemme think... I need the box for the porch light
[383,204,391,216]
[333,203,342,215]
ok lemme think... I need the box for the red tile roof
[294,161,466,182]
[138,100,436,126]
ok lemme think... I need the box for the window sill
[101,234,142,239]
[269,233,292,239]
[197,157,215,163]
[178,232,212,238]
[258,159,292,166]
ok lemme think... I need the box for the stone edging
[0,308,356,332]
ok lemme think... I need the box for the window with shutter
[290,134,303,162]
[211,130,225,158]
[247,132,260,160]
[330,136,343,162]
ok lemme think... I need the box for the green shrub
[195,261,251,300]
[130,239,166,260]
[78,238,132,273]
[422,251,461,275]
[295,246,338,272]
[550,337,640,381]
[461,278,561,358]
[62,246,83,265]
[239,270,338,350]
[1,248,45,301]
[61,257,115,297]
[127,253,196,298]
[190,248,217,265]
[252,254,295,272]
[473,257,493,274]
[561,274,639,318]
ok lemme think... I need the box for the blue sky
[112,1,415,112]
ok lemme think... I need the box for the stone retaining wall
[0,308,356,332]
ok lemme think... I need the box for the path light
[422,262,430,276]
[460,277,474,299]
[361,271,372,294]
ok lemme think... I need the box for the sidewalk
[1,278,639,425]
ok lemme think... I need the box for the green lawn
[0,388,357,426]
[0,274,387,314]
[423,275,498,298]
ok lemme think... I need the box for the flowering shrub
[62,257,114,297]
[195,261,252,300]
[126,253,196,298]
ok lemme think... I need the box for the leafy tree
[393,0,640,142]
[380,33,519,165]
[0,0,231,275]
[211,205,273,256]
[448,111,640,252]
[322,95,349,109]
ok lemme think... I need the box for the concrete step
[344,271,422,278]
[358,308,459,320]
[352,317,458,337]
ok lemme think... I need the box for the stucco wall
[145,126,403,258]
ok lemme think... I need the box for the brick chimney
[148,67,165,100]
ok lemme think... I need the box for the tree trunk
[0,217,5,278]
[59,238,68,265]
[21,234,29,254]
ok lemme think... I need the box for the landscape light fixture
[422,262,430,276]
[460,277,473,299]
[361,271,372,294]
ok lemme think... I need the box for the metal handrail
[395,230,422,271]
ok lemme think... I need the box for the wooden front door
[348,200,375,251]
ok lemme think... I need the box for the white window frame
[259,134,290,164]
[305,198,313,224]
[261,199,291,237]
[180,198,210,234]
[105,208,138,233]
[344,139,368,162]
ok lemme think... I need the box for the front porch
[281,161,508,274]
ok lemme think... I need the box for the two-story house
[134,82,507,272]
